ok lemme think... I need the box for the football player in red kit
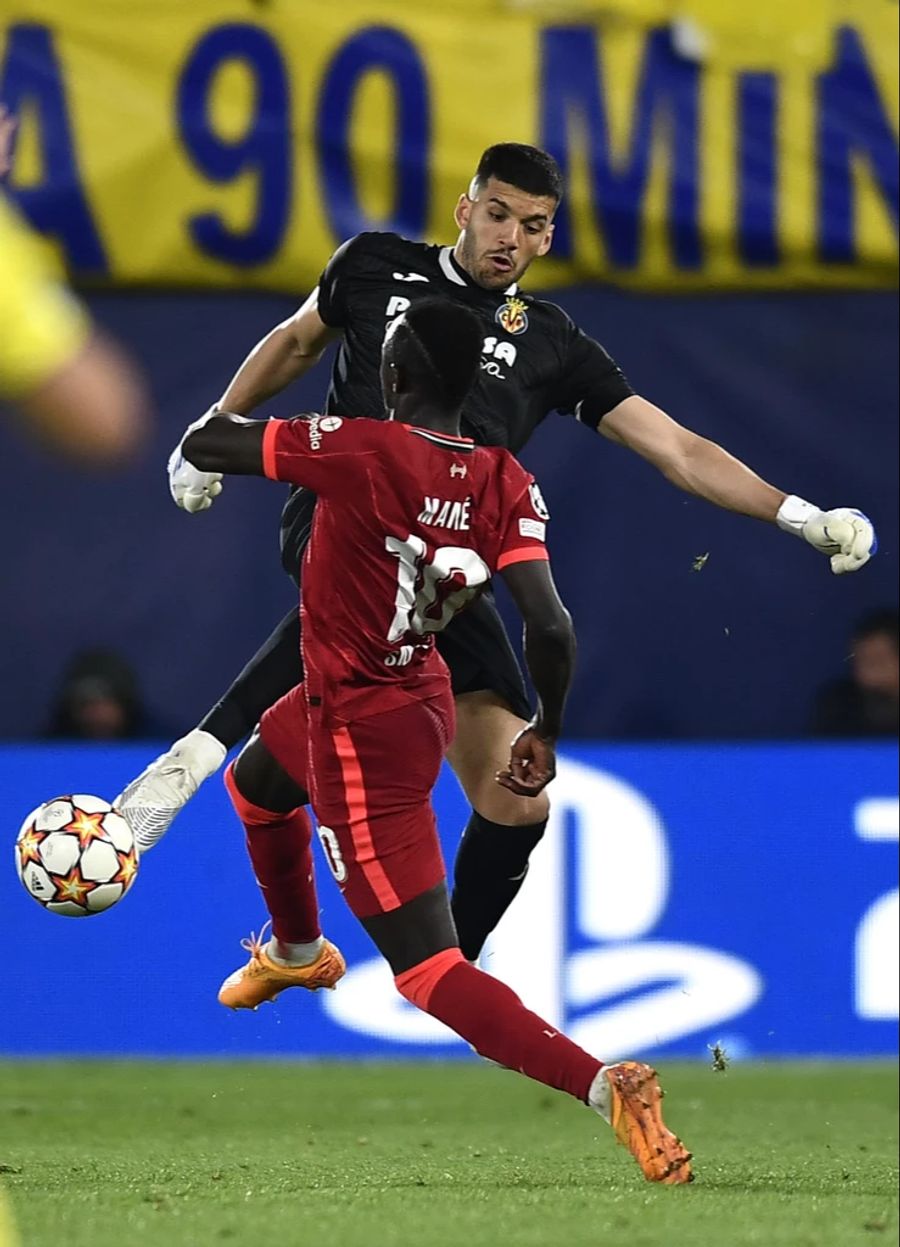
[177,300,693,1184]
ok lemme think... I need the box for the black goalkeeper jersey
[280,230,633,572]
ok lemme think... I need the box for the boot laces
[240,920,272,960]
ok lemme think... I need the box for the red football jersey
[262,416,550,723]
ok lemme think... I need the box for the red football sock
[396,949,602,1103]
[224,763,321,945]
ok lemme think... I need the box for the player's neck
[393,397,462,438]
[449,243,477,285]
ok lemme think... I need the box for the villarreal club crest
[495,296,529,336]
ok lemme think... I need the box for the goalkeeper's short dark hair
[400,300,484,409]
[472,143,563,202]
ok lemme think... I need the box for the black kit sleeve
[316,234,370,329]
[545,312,635,430]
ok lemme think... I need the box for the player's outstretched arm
[600,394,877,575]
[180,412,266,476]
[218,291,339,415]
[495,559,576,797]
[170,295,338,513]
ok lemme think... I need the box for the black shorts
[280,489,532,723]
[435,591,531,721]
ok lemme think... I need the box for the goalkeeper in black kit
[119,142,876,965]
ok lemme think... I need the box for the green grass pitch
[1,1061,897,1247]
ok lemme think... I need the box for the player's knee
[232,733,309,813]
[394,947,466,1012]
[361,882,458,975]
[224,758,269,826]
[473,782,550,827]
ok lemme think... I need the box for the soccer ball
[15,794,139,917]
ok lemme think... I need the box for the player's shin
[396,948,601,1103]
[223,762,321,953]
[450,811,547,961]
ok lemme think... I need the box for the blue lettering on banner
[0,24,107,274]
[540,27,702,269]
[737,72,780,266]
[817,26,899,264]
[177,24,291,266]
[316,26,429,241]
[1,742,896,1059]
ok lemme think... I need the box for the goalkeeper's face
[453,177,556,290]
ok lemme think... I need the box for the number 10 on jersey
[385,535,490,642]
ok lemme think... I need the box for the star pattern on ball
[54,866,98,907]
[113,849,139,888]
[68,809,107,850]
[17,825,45,867]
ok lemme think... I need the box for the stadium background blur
[0,3,897,743]
[0,6,897,1242]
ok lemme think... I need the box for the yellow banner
[1,0,897,291]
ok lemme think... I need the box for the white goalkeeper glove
[777,495,877,575]
[168,407,224,514]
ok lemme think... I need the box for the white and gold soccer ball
[15,794,138,917]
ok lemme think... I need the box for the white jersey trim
[408,427,476,453]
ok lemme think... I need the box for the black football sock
[199,608,301,750]
[450,812,548,962]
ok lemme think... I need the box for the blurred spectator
[812,609,899,738]
[46,650,163,740]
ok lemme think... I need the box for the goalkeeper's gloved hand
[167,407,224,514]
[777,496,877,575]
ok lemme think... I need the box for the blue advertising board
[2,742,897,1059]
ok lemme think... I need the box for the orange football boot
[218,924,346,1011]
[603,1061,694,1184]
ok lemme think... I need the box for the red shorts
[259,684,456,918]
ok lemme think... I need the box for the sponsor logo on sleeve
[519,517,546,541]
[307,413,342,449]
